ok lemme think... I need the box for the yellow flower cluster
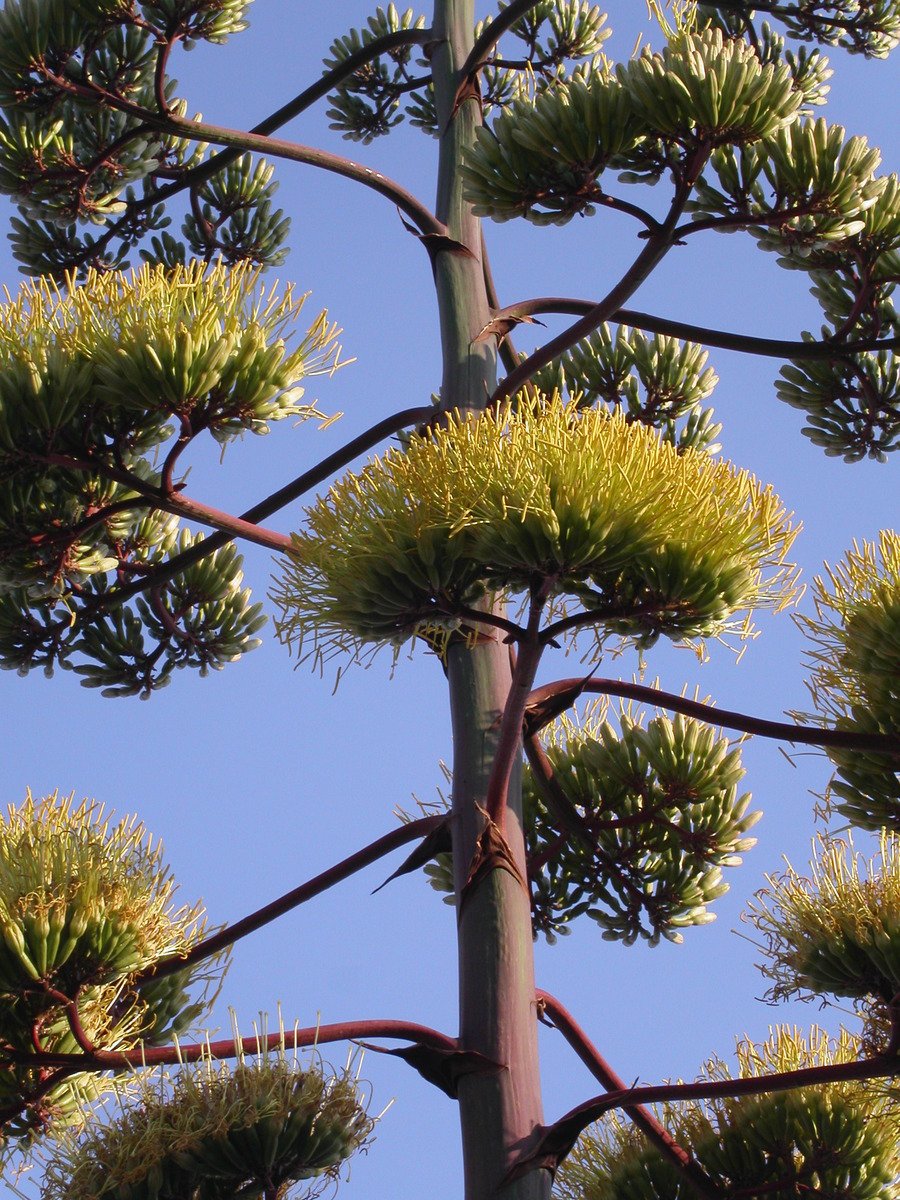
[274,399,800,661]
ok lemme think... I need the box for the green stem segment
[431,2,549,1196]
[448,642,549,1200]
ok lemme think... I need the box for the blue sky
[0,2,897,1197]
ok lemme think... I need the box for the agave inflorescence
[42,1045,375,1200]
[796,531,900,829]
[0,791,221,1145]
[0,260,342,693]
[748,834,900,1031]
[273,398,799,663]
[556,1026,900,1200]
[531,324,722,453]
[461,25,806,225]
[0,0,252,229]
[417,701,759,945]
[524,703,760,945]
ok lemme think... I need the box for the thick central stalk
[430,3,549,1197]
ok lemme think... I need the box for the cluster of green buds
[768,173,900,462]
[732,0,900,57]
[0,0,287,275]
[532,324,721,453]
[274,397,799,663]
[524,704,759,945]
[411,702,756,946]
[749,834,900,1031]
[557,1026,900,1200]
[490,0,610,72]
[796,531,900,828]
[691,119,885,256]
[691,128,897,459]
[324,5,428,144]
[0,261,341,693]
[0,791,220,1146]
[0,5,161,226]
[461,67,646,224]
[70,532,266,698]
[619,26,803,148]
[325,1,609,144]
[799,173,900,330]
[726,17,833,110]
[461,26,803,223]
[177,154,291,268]
[42,1048,375,1200]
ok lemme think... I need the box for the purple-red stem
[77,405,434,618]
[513,1051,900,1179]
[144,814,446,982]
[525,677,900,757]
[536,989,718,1200]
[484,602,545,829]
[161,490,293,552]
[5,1019,457,1073]
[40,67,446,240]
[488,298,900,361]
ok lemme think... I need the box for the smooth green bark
[431,2,550,1196]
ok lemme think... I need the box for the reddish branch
[536,989,718,1200]
[487,298,900,361]
[705,0,866,36]
[76,404,434,619]
[525,677,900,757]
[484,596,548,829]
[40,66,447,240]
[2,1019,458,1073]
[457,0,545,88]
[493,154,709,403]
[48,27,440,271]
[161,491,293,552]
[143,814,447,982]
[507,1051,900,1180]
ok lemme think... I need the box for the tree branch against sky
[0,2,897,1199]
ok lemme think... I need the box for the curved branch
[705,0,864,36]
[493,161,706,402]
[42,67,446,240]
[488,298,900,360]
[453,602,526,642]
[19,1019,459,1072]
[143,814,446,982]
[525,677,900,756]
[77,405,434,620]
[507,1053,900,1181]
[536,989,718,1200]
[484,598,547,828]
[37,29,441,272]
[459,0,544,82]
[159,115,447,238]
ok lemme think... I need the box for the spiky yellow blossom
[749,833,900,1018]
[0,791,215,1048]
[0,792,219,1149]
[797,530,900,829]
[273,399,799,662]
[43,1047,375,1200]
[557,1027,899,1200]
[0,260,342,448]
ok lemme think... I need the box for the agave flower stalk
[431,5,548,1198]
